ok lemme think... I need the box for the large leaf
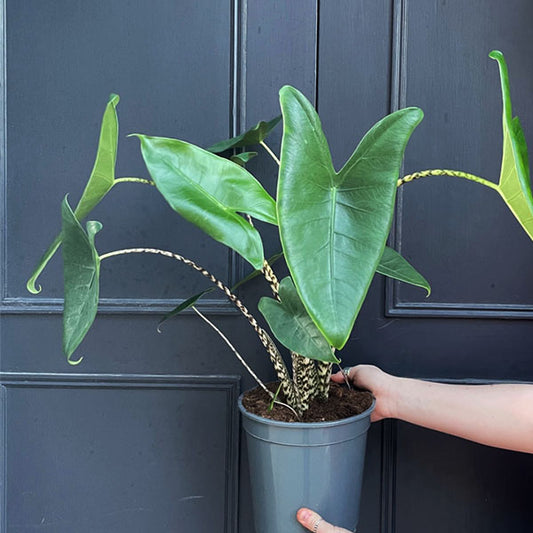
[278,85,423,349]
[61,196,102,362]
[258,277,339,363]
[27,93,120,294]
[489,50,533,240]
[134,135,277,270]
[377,246,431,295]
[207,116,281,153]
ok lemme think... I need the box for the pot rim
[238,391,376,430]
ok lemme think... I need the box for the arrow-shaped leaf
[207,116,281,153]
[27,93,120,294]
[377,246,431,295]
[258,277,339,363]
[134,135,277,270]
[278,85,423,349]
[61,196,102,362]
[489,50,533,240]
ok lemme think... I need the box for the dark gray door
[1,1,532,532]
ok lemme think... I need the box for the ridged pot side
[239,394,375,533]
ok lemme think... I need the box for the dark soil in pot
[242,381,373,423]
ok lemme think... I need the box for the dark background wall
[1,1,533,531]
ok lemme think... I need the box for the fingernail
[298,508,311,522]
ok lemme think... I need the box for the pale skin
[296,364,533,533]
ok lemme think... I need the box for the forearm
[390,378,533,453]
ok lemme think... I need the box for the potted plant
[26,50,531,532]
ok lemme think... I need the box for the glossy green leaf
[134,134,277,270]
[27,94,120,294]
[278,85,423,349]
[258,277,339,363]
[207,115,281,153]
[377,246,431,295]
[230,151,258,167]
[61,196,102,361]
[489,50,533,240]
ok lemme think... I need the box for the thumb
[296,508,348,533]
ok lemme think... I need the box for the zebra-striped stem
[98,247,297,404]
[398,169,498,190]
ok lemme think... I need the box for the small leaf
[489,50,533,240]
[61,196,102,360]
[230,151,258,167]
[377,246,431,296]
[207,115,281,153]
[157,252,283,327]
[258,277,339,363]
[231,251,284,292]
[27,94,120,294]
[157,288,215,331]
[134,134,277,269]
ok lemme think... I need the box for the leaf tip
[489,50,504,62]
[108,93,120,106]
[67,353,84,366]
[26,279,42,294]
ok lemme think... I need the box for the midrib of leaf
[328,186,339,329]
[159,155,236,216]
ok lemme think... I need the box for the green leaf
[377,246,431,296]
[157,288,215,331]
[230,151,258,167]
[231,251,284,292]
[61,196,102,361]
[278,85,423,349]
[489,50,533,240]
[207,116,282,153]
[258,277,339,363]
[157,252,283,326]
[133,134,277,270]
[27,93,120,294]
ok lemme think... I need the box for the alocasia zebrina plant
[27,51,532,416]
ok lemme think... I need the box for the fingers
[331,370,345,383]
[296,508,350,533]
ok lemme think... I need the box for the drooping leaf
[61,196,102,361]
[489,50,533,240]
[377,246,431,295]
[157,252,284,326]
[27,94,120,294]
[157,288,215,331]
[230,151,258,167]
[258,277,339,363]
[207,115,282,153]
[133,135,277,270]
[278,85,423,349]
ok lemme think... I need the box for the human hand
[331,364,398,421]
[296,508,351,533]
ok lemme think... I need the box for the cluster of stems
[102,141,496,417]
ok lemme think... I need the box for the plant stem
[260,141,281,166]
[398,169,499,191]
[192,306,299,419]
[114,177,156,186]
[98,247,297,405]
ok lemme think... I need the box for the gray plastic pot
[239,394,375,533]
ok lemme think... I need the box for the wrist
[381,375,404,420]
